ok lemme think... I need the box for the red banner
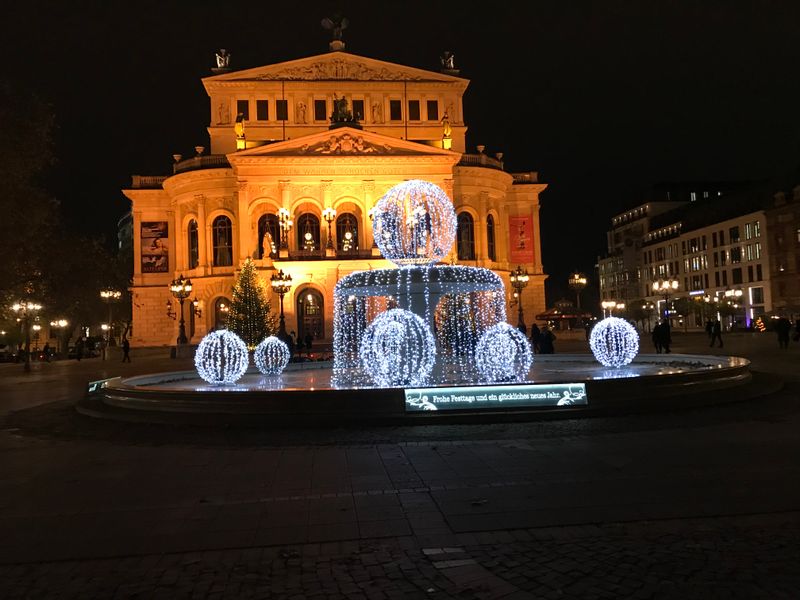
[509,216,534,263]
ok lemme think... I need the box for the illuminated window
[296,213,320,252]
[487,214,496,261]
[188,219,199,269]
[214,297,231,330]
[336,213,359,253]
[257,214,279,259]
[212,216,232,267]
[456,212,475,260]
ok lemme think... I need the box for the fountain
[80,180,753,423]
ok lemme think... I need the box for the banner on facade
[509,216,534,263]
[141,221,169,273]
[405,383,587,412]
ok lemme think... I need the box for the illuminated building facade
[124,46,547,347]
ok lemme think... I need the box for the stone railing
[130,175,168,189]
[457,153,504,170]
[512,171,539,184]
[173,154,231,174]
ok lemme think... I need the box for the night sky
[5,1,800,303]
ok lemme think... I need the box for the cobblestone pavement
[0,332,798,598]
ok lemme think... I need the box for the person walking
[656,319,673,353]
[529,323,541,354]
[538,326,556,354]
[75,337,85,361]
[121,337,131,362]
[709,319,723,348]
[651,321,663,353]
[42,342,51,362]
[705,319,714,341]
[776,316,791,349]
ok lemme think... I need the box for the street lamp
[11,301,42,372]
[508,265,530,330]
[568,272,588,309]
[652,278,679,321]
[50,319,69,355]
[270,269,293,341]
[322,206,337,256]
[278,207,293,252]
[169,274,193,344]
[724,288,745,328]
[100,289,121,358]
[601,300,617,317]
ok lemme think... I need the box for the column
[321,180,333,255]
[237,182,250,263]
[133,210,143,284]
[197,199,208,275]
[363,180,379,256]
[279,180,291,257]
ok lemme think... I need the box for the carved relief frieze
[299,132,393,155]
[256,58,425,81]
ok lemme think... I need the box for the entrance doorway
[297,289,324,344]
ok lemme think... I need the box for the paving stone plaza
[0,332,798,599]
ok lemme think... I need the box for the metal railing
[130,175,167,189]
[173,155,231,174]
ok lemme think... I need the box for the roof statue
[322,14,349,51]
[212,48,231,73]
[440,50,459,75]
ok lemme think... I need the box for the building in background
[123,40,547,347]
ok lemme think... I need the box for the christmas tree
[226,258,278,349]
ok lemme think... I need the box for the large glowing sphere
[372,179,457,266]
[359,308,436,387]
[589,317,639,367]
[253,336,290,376]
[194,330,250,384]
[475,322,533,382]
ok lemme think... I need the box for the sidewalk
[0,332,798,598]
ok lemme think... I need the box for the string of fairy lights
[475,322,533,383]
[588,316,640,367]
[194,330,250,384]
[254,336,290,376]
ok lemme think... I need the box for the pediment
[204,51,467,84]
[227,127,461,161]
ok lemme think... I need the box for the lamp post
[99,289,121,358]
[50,319,68,355]
[652,278,679,324]
[270,269,293,341]
[278,207,293,255]
[601,300,617,318]
[509,265,530,331]
[169,274,193,344]
[568,272,588,309]
[322,206,337,256]
[641,301,655,331]
[11,301,42,372]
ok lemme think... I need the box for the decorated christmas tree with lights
[226,258,278,349]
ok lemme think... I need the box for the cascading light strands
[253,336,290,376]
[372,179,457,266]
[194,330,250,384]
[475,322,533,382]
[589,316,640,367]
[359,308,436,387]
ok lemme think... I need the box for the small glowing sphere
[475,322,533,382]
[372,179,457,266]
[360,309,436,387]
[194,330,250,384]
[253,336,290,376]
[589,317,639,367]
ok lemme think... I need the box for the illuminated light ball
[194,330,250,384]
[589,317,640,367]
[372,179,457,266]
[253,336,290,376]
[475,322,533,382]
[360,309,436,387]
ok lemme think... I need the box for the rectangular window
[745,222,752,240]
[752,286,764,304]
[681,241,686,254]
[714,271,720,286]
[746,244,753,261]
[427,100,438,121]
[236,99,249,120]
[754,220,760,238]
[756,264,762,281]
[747,265,754,282]
[389,99,402,121]
[276,100,288,121]
[730,247,741,263]
[407,100,421,121]
[720,251,727,266]
[704,273,709,288]
[314,99,327,121]
[722,270,728,286]
[352,99,365,121]
[713,252,719,267]
[712,232,717,247]
[719,230,725,245]
[732,268,743,284]
[755,242,761,259]
[729,226,740,243]
[256,100,268,121]
[690,192,697,202]
[702,235,707,251]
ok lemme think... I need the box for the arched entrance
[296,289,324,344]
[214,297,231,330]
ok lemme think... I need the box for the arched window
[296,213,320,253]
[188,219,199,269]
[212,215,233,266]
[214,297,231,330]
[336,213,359,253]
[486,214,496,261]
[297,289,324,342]
[457,212,475,260]
[258,214,279,259]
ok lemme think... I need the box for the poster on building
[509,216,534,263]
[141,221,169,273]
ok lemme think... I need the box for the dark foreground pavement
[0,332,798,599]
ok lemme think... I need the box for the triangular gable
[227,127,461,159]
[203,51,467,84]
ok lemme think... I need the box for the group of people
[705,319,724,348]
[528,323,556,354]
[651,319,673,353]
